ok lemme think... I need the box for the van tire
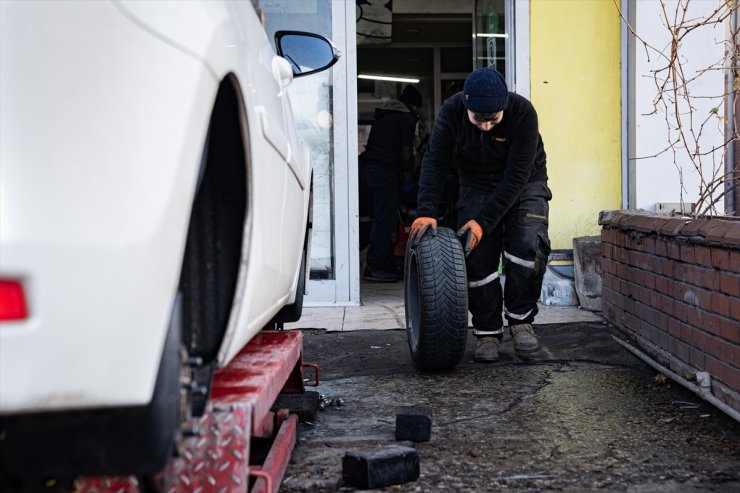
[404,226,468,370]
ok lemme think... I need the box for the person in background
[360,85,423,282]
[410,67,551,362]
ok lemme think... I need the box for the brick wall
[599,210,740,413]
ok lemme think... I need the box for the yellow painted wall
[530,0,622,249]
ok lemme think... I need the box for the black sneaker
[362,268,401,282]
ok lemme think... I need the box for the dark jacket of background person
[415,91,548,233]
[360,99,418,174]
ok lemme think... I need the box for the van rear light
[0,280,28,321]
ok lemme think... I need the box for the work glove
[457,219,483,256]
[409,217,437,247]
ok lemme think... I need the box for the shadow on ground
[282,323,740,492]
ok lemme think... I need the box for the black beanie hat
[400,84,423,108]
[463,68,508,113]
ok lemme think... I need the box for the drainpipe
[728,6,738,216]
[621,0,636,210]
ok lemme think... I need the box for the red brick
[696,331,732,361]
[679,322,696,345]
[672,338,691,364]
[674,285,710,312]
[672,300,687,321]
[654,310,669,332]
[640,285,653,305]
[639,319,654,341]
[689,346,706,368]
[604,302,615,320]
[673,264,696,285]
[637,236,656,254]
[638,301,656,325]
[698,219,734,242]
[635,216,667,234]
[649,290,661,310]
[659,218,688,237]
[730,295,740,321]
[711,292,733,318]
[606,229,619,246]
[681,219,710,237]
[711,248,732,270]
[696,269,720,291]
[667,280,681,299]
[659,257,675,277]
[624,265,639,284]
[621,214,645,232]
[599,211,621,227]
[666,317,682,338]
[618,247,630,264]
[730,250,740,274]
[610,305,625,326]
[655,239,668,257]
[706,356,740,390]
[667,241,682,261]
[658,293,674,317]
[723,222,740,246]
[686,305,705,329]
[614,231,626,248]
[676,264,719,291]
[719,272,740,297]
[603,272,614,289]
[614,290,626,310]
[680,244,696,263]
[720,317,740,344]
[628,251,646,270]
[643,270,657,290]
[607,273,618,290]
[603,259,617,277]
[730,344,740,368]
[694,245,712,267]
[653,276,669,296]
[620,278,630,295]
[703,312,723,337]
[623,311,640,331]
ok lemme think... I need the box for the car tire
[404,226,468,370]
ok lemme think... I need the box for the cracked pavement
[281,323,740,492]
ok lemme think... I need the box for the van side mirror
[274,31,340,78]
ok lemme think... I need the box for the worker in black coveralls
[360,85,423,282]
[409,68,551,362]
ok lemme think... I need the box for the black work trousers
[360,163,399,274]
[457,181,552,338]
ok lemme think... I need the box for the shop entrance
[355,0,513,299]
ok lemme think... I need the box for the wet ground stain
[281,324,740,492]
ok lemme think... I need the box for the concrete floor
[280,281,740,492]
[286,280,602,332]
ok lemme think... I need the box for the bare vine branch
[615,0,739,217]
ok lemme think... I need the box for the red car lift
[76,330,318,493]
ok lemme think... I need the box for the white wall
[633,0,727,214]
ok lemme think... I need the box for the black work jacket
[360,99,417,175]
[416,92,548,233]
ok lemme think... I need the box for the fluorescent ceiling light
[475,33,508,38]
[358,74,420,83]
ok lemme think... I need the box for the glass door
[258,0,358,304]
[473,0,514,86]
